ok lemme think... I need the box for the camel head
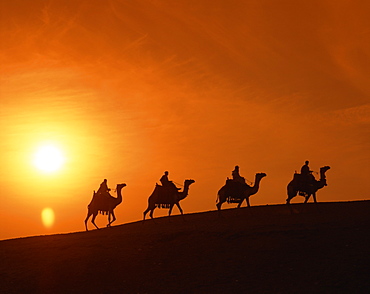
[256,172,267,179]
[319,166,330,186]
[116,183,127,190]
[185,179,195,186]
[320,166,331,173]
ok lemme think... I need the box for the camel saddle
[292,173,316,195]
[225,180,249,203]
[227,197,242,204]
[90,192,112,214]
[154,185,178,209]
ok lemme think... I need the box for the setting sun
[33,144,65,173]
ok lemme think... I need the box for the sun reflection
[41,208,55,228]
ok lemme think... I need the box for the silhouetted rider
[299,161,315,194]
[301,161,311,177]
[232,165,247,185]
[97,179,111,197]
[160,171,180,190]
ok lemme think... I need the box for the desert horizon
[1,198,356,242]
[1,0,370,241]
[1,200,369,293]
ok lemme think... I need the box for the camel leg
[84,211,92,231]
[107,212,111,227]
[216,201,227,219]
[216,191,227,211]
[143,200,156,221]
[174,203,186,221]
[216,191,228,218]
[91,213,99,230]
[216,199,226,211]
[143,207,157,223]
[311,193,320,212]
[287,193,296,204]
[168,204,174,217]
[312,192,318,204]
[175,203,183,215]
[143,208,149,221]
[216,200,226,219]
[300,193,313,214]
[246,197,251,208]
[286,185,297,205]
[286,196,295,214]
[166,204,178,221]
[236,199,243,208]
[108,210,116,227]
[149,207,156,220]
[143,202,153,221]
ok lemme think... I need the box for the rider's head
[164,171,169,175]
[305,160,309,165]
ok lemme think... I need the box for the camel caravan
[85,161,330,230]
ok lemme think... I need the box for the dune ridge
[1,201,370,293]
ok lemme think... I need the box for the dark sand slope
[1,201,370,293]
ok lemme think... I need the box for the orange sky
[1,0,369,240]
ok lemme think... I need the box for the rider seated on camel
[159,171,181,191]
[299,161,316,195]
[231,165,248,185]
[97,179,112,198]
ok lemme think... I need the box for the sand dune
[1,201,369,293]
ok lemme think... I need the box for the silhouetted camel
[143,179,195,221]
[286,166,330,205]
[85,183,126,231]
[216,173,267,211]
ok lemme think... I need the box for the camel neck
[115,188,123,204]
[320,170,327,181]
[179,182,190,200]
[253,177,261,188]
